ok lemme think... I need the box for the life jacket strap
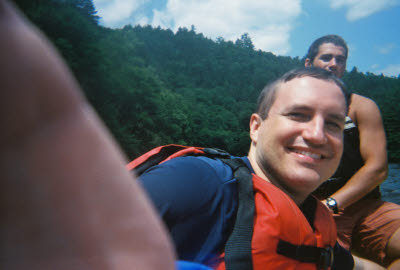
[221,158,255,270]
[277,240,334,270]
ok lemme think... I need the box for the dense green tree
[235,33,255,50]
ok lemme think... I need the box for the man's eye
[320,55,333,62]
[326,121,343,132]
[336,57,346,64]
[288,112,309,121]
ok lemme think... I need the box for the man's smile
[289,147,325,160]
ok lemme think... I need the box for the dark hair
[306,35,348,63]
[256,67,350,119]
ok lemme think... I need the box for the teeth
[294,150,322,159]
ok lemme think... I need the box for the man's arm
[353,255,385,270]
[1,1,175,269]
[328,94,388,209]
[333,242,385,270]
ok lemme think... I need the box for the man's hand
[1,1,176,269]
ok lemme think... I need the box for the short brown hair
[256,67,349,119]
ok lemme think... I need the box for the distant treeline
[14,0,400,162]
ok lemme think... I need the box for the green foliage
[235,33,255,50]
[15,0,400,162]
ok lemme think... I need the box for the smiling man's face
[250,76,347,200]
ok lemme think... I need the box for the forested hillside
[14,0,400,161]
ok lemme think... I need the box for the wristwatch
[326,197,339,214]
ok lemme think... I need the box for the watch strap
[326,197,339,214]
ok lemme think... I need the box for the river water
[381,163,400,204]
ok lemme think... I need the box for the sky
[92,0,400,77]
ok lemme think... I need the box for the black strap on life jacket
[220,158,255,270]
[277,240,334,270]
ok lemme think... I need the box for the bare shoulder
[351,93,379,110]
[349,94,382,124]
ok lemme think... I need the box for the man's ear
[304,58,312,67]
[249,113,263,144]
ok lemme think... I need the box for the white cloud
[377,64,400,77]
[377,43,397,55]
[94,0,302,55]
[93,0,149,27]
[152,0,301,55]
[328,0,399,21]
[370,64,380,70]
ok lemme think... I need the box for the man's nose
[303,118,327,145]
[328,58,337,69]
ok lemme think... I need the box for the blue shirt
[139,156,245,263]
[176,261,212,270]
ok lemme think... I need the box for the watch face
[328,200,335,206]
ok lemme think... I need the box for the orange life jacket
[128,145,337,270]
[214,173,337,270]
